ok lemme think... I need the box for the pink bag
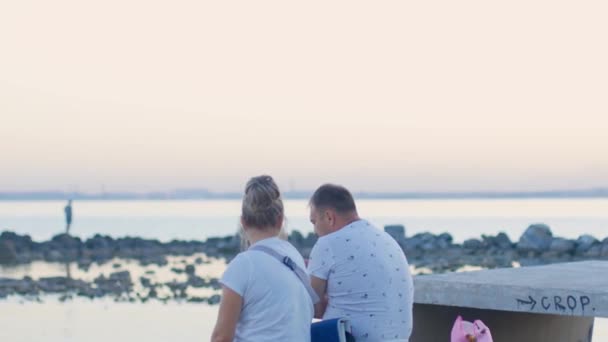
[450,315,493,342]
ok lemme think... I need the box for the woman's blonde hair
[241,175,284,230]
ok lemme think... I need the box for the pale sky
[1,1,607,193]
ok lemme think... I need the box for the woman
[211,175,314,342]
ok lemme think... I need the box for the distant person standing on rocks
[64,200,73,235]
[307,184,414,341]
[211,175,314,342]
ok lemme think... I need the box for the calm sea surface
[1,199,607,341]
[1,199,608,242]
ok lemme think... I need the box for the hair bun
[241,175,284,229]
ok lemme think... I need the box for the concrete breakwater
[1,223,608,302]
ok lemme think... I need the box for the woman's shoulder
[278,239,307,267]
[226,250,254,270]
[260,238,306,265]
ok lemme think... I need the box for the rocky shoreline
[385,223,608,272]
[1,224,608,302]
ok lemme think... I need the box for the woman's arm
[211,286,243,342]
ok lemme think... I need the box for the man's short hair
[310,184,357,213]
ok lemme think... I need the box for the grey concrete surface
[414,260,608,318]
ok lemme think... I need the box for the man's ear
[276,214,284,229]
[324,209,335,227]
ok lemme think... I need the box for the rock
[601,243,608,259]
[188,296,206,303]
[84,235,114,263]
[15,251,34,264]
[185,264,196,276]
[208,278,221,290]
[549,238,576,254]
[0,277,35,295]
[207,294,221,305]
[303,233,318,249]
[194,257,204,264]
[77,259,92,271]
[59,294,72,302]
[482,233,512,249]
[0,231,34,253]
[140,277,152,288]
[171,267,185,274]
[576,235,599,255]
[51,234,82,250]
[77,286,105,299]
[517,224,553,253]
[463,239,483,250]
[94,271,133,295]
[139,255,168,266]
[45,250,64,262]
[0,231,225,265]
[165,281,188,298]
[20,278,38,295]
[84,234,113,249]
[436,233,453,249]
[584,245,602,258]
[89,249,113,264]
[187,275,206,288]
[288,231,305,248]
[109,271,132,283]
[38,277,68,292]
[384,225,406,243]
[403,233,436,252]
[495,233,513,249]
[0,241,18,264]
[206,235,240,254]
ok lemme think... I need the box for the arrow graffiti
[516,295,537,310]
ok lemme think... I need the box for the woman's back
[221,237,314,342]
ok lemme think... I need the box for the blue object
[282,256,296,271]
[311,318,352,342]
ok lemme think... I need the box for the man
[307,184,414,341]
[64,200,73,235]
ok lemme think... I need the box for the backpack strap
[249,245,320,304]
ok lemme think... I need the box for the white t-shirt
[220,237,314,342]
[308,220,414,341]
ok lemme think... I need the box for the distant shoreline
[1,188,607,200]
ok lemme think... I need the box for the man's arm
[310,275,328,319]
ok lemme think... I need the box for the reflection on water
[1,254,226,282]
[0,254,226,302]
[2,258,608,340]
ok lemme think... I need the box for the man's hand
[310,276,328,319]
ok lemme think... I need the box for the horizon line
[1,188,607,200]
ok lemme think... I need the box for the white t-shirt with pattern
[308,219,414,341]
